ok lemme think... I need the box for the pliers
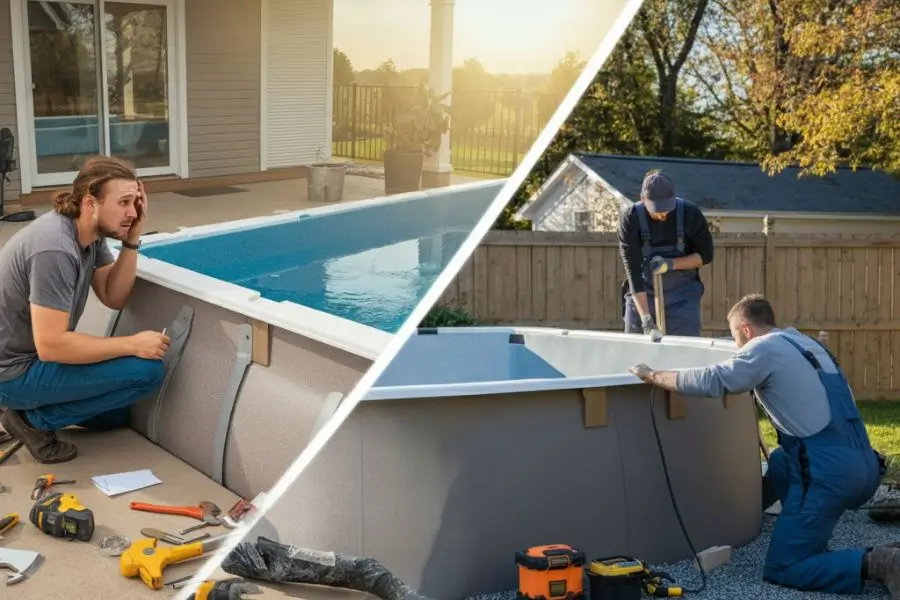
[187,578,262,600]
[0,431,23,466]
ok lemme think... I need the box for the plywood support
[581,388,608,428]
[250,319,271,366]
[723,394,736,409]
[667,391,688,420]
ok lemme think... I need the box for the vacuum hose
[220,536,435,600]
[648,386,708,594]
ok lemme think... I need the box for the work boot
[0,409,77,464]
[871,499,900,523]
[867,546,900,598]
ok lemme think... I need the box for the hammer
[653,272,666,336]
[120,531,238,590]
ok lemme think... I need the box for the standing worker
[618,170,714,340]
[628,294,900,598]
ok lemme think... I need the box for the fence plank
[439,232,900,400]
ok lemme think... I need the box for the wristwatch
[121,239,141,251]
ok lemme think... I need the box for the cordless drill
[29,491,95,542]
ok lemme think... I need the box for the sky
[332,0,626,75]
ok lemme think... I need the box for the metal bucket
[307,162,347,203]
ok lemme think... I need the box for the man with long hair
[0,156,169,463]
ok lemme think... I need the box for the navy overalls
[622,199,704,336]
[762,333,881,594]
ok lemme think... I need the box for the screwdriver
[0,513,19,540]
[31,474,76,500]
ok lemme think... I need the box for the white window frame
[10,0,188,193]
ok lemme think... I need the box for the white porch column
[422,0,454,188]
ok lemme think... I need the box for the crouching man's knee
[122,357,167,390]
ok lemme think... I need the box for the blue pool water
[138,182,500,333]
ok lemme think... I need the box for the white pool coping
[112,179,507,361]
[363,326,739,400]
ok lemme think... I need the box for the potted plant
[382,84,451,194]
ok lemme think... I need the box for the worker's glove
[641,314,663,343]
[649,256,673,275]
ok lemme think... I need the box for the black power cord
[648,386,709,595]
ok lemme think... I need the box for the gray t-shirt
[0,211,114,381]
[676,327,835,438]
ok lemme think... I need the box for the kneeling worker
[0,156,169,464]
[629,294,900,597]
[618,170,714,340]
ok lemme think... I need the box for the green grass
[758,401,900,484]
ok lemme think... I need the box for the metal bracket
[104,309,122,337]
[211,324,253,486]
[146,306,195,444]
[308,392,345,446]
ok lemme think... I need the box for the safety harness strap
[675,198,685,254]
[635,202,652,256]
[776,333,824,371]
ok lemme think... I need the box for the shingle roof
[572,153,900,216]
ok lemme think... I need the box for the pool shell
[74,179,505,498]
[251,326,764,600]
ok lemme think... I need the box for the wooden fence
[438,227,900,400]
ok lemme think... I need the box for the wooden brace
[250,318,271,366]
[581,388,608,428]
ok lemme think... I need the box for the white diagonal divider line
[175,0,649,596]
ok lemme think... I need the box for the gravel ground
[469,487,900,600]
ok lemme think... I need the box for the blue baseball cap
[641,170,676,213]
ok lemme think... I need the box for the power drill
[644,570,684,597]
[29,491,95,542]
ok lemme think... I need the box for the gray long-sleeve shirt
[675,327,836,438]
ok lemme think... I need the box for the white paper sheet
[91,469,162,497]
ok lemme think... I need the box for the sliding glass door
[24,0,176,187]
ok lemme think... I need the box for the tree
[688,0,900,175]
[333,48,355,85]
[763,0,900,175]
[635,0,710,155]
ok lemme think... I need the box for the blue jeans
[0,357,165,431]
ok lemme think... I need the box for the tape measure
[29,492,95,542]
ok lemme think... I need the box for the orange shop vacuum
[515,544,587,600]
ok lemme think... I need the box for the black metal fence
[332,84,556,177]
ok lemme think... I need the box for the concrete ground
[0,173,485,599]
[1,171,486,243]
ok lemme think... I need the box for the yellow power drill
[644,569,684,597]
[29,491,95,542]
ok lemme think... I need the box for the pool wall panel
[112,279,245,475]
[78,277,371,489]
[222,327,371,498]
[608,385,762,562]
[255,383,761,599]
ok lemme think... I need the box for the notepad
[91,469,162,497]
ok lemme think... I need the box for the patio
[1,170,489,244]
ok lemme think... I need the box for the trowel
[0,547,43,585]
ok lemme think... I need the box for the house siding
[533,164,625,232]
[185,0,261,178]
[263,0,331,168]
[0,2,20,200]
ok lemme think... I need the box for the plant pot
[383,150,424,195]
